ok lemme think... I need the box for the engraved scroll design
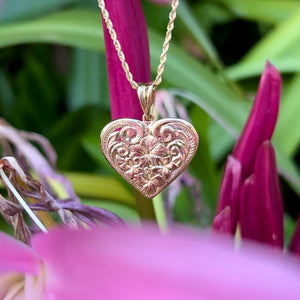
[101,118,199,199]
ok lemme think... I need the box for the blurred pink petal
[29,226,300,300]
[0,231,40,274]
[232,62,281,179]
[214,156,241,233]
[289,215,300,256]
[101,0,151,120]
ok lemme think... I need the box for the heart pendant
[100,118,199,199]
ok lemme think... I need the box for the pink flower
[214,62,284,248]
[1,226,300,299]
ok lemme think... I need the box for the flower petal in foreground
[0,231,42,299]
[0,232,40,274]
[2,226,300,299]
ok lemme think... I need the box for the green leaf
[68,49,109,111]
[170,89,245,140]
[178,0,221,68]
[82,199,139,222]
[193,2,234,31]
[82,137,113,171]
[276,148,300,195]
[243,7,300,61]
[227,8,300,80]
[0,70,15,116]
[284,214,296,247]
[0,10,104,51]
[274,72,300,156]
[208,121,234,163]
[0,214,14,235]
[82,130,130,182]
[65,172,135,207]
[190,106,219,209]
[226,57,300,80]
[47,106,110,170]
[212,0,299,24]
[0,0,78,23]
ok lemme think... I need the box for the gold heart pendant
[100,118,199,199]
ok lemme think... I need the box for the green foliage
[0,0,300,227]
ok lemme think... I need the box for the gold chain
[97,0,179,90]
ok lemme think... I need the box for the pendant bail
[137,83,156,120]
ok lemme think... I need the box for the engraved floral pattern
[101,119,198,198]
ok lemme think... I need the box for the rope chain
[97,0,179,91]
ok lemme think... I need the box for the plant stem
[134,190,168,233]
[153,193,168,233]
[133,189,156,222]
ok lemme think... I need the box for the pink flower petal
[0,232,40,274]
[254,141,283,247]
[239,175,263,241]
[32,226,300,300]
[214,156,242,233]
[213,206,232,233]
[101,0,151,120]
[239,141,284,248]
[232,62,281,179]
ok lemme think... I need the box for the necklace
[98,0,199,199]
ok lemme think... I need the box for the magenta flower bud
[232,62,281,180]
[214,63,282,238]
[213,206,232,233]
[239,175,262,240]
[239,141,284,248]
[101,0,151,120]
[214,156,241,233]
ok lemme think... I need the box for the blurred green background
[0,0,300,235]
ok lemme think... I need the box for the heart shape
[100,118,199,199]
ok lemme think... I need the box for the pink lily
[1,226,300,299]
[101,0,151,120]
[214,62,284,247]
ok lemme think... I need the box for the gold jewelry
[98,0,199,199]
